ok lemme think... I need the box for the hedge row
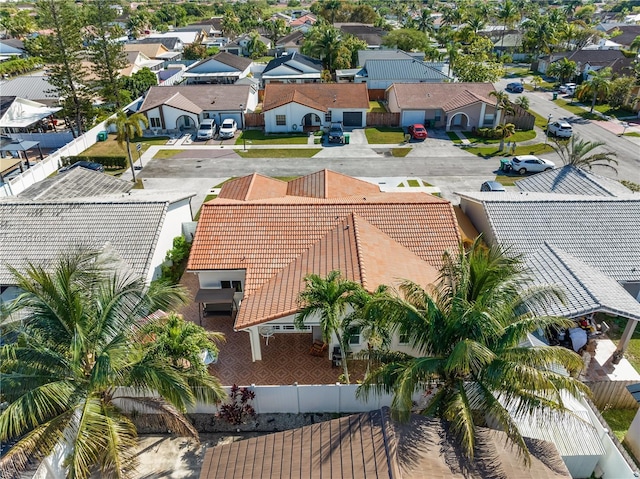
[0,57,43,78]
[62,156,127,170]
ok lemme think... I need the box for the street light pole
[545,114,552,144]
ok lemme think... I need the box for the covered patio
[180,273,364,386]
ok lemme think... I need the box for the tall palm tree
[551,135,618,172]
[357,238,588,464]
[0,249,226,479]
[301,24,341,71]
[577,67,612,113]
[497,0,519,51]
[496,122,516,151]
[295,271,363,384]
[630,35,640,53]
[547,57,578,84]
[105,111,148,182]
[415,9,435,35]
[489,90,514,126]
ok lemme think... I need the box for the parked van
[197,119,217,140]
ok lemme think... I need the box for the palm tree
[547,57,578,84]
[324,0,342,24]
[415,9,435,35]
[105,111,148,183]
[630,35,640,52]
[0,249,226,478]
[295,271,363,384]
[357,238,588,464]
[551,135,618,172]
[489,90,514,126]
[497,0,519,51]
[301,24,341,71]
[577,67,612,113]
[496,122,516,152]
[515,95,530,110]
[531,75,543,91]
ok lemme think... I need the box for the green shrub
[62,155,127,170]
[0,57,43,77]
[476,128,501,139]
[159,236,192,284]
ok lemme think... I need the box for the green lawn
[236,148,320,158]
[152,149,182,159]
[365,127,405,144]
[80,135,170,157]
[407,179,420,187]
[531,111,552,130]
[592,104,636,119]
[463,143,554,158]
[504,66,531,78]
[602,408,637,442]
[552,99,599,120]
[368,101,387,113]
[391,148,411,157]
[447,132,462,143]
[624,132,640,138]
[607,316,640,372]
[464,130,536,144]
[235,130,309,145]
[493,174,521,186]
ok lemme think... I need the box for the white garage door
[402,110,426,127]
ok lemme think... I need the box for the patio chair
[309,340,327,357]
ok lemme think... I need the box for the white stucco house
[183,52,253,85]
[262,83,369,133]
[139,84,258,131]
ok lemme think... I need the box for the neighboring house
[0,96,61,134]
[0,39,26,59]
[183,52,253,85]
[0,189,195,311]
[289,13,317,32]
[133,36,184,52]
[221,33,272,57]
[261,52,322,86]
[187,169,461,362]
[537,49,633,77]
[385,82,499,129]
[274,30,305,55]
[139,84,257,131]
[515,165,635,197]
[199,407,571,479]
[148,30,205,47]
[353,58,452,90]
[0,75,60,107]
[263,83,369,132]
[357,49,425,66]
[606,25,640,49]
[492,33,527,60]
[123,43,182,65]
[120,51,164,76]
[457,192,640,357]
[583,38,623,51]
[186,17,224,38]
[336,23,387,49]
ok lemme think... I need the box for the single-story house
[185,17,224,38]
[352,58,452,89]
[139,84,258,131]
[289,13,317,32]
[261,52,322,86]
[183,52,253,85]
[274,30,305,55]
[262,83,369,132]
[123,43,182,66]
[148,30,205,47]
[133,36,184,52]
[187,169,461,362]
[336,23,387,49]
[120,51,164,76]
[0,39,26,59]
[537,49,633,78]
[457,191,640,358]
[199,407,571,479]
[0,186,195,311]
[0,96,61,134]
[0,75,60,107]
[357,49,425,66]
[220,33,272,57]
[385,82,499,129]
[606,25,640,49]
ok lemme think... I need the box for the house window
[325,111,332,122]
[276,115,287,126]
[149,117,161,128]
[220,280,242,292]
[483,114,495,126]
[349,327,362,345]
[434,111,441,122]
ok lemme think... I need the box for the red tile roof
[286,169,380,199]
[217,173,288,201]
[263,83,369,112]
[188,171,461,329]
[388,82,496,111]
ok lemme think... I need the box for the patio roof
[194,287,235,304]
[0,97,61,128]
[0,139,40,152]
[0,157,21,175]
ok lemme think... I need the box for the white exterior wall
[265,103,325,133]
[157,105,199,130]
[329,108,367,127]
[145,198,194,283]
[195,269,246,305]
[459,199,496,245]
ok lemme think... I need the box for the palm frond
[114,396,199,438]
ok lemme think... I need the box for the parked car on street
[58,160,105,174]
[328,122,345,143]
[408,124,428,140]
[218,119,237,139]
[196,119,217,140]
[506,82,524,93]
[510,155,556,175]
[559,83,576,94]
[480,181,506,192]
[547,120,573,138]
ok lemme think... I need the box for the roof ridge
[544,243,601,306]
[351,214,368,290]
[246,173,259,200]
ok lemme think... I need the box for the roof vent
[333,95,337,102]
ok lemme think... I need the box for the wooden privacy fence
[368,89,386,101]
[366,112,400,127]
[587,380,639,410]
[504,102,536,131]
[244,112,264,128]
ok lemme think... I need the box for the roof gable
[218,173,288,201]
[287,169,381,199]
[189,52,252,73]
[389,83,496,110]
[139,85,251,113]
[263,53,322,75]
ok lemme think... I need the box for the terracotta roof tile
[389,83,496,110]
[286,169,380,199]
[236,214,440,328]
[263,83,369,112]
[218,174,288,201]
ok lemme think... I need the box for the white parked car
[196,119,217,140]
[559,83,576,94]
[547,120,573,138]
[510,155,556,175]
[218,119,237,139]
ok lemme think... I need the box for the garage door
[343,112,362,127]
[402,110,426,127]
